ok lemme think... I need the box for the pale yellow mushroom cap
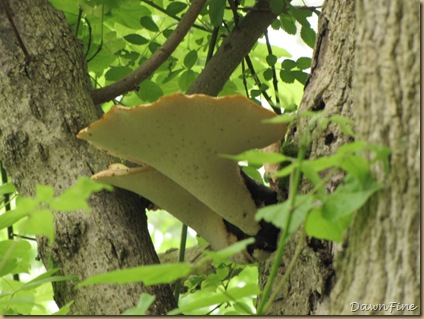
[78,94,286,236]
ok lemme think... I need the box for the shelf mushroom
[78,94,286,253]
[92,163,253,263]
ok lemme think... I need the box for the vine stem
[257,145,306,315]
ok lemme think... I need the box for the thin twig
[264,30,280,108]
[245,55,280,113]
[206,27,220,63]
[91,0,207,104]
[241,60,249,97]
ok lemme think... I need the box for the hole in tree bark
[312,98,326,111]
[324,133,335,145]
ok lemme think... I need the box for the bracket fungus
[92,163,252,263]
[78,94,286,260]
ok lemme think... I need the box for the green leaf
[296,57,312,70]
[0,240,32,276]
[280,15,297,35]
[264,113,296,124]
[0,208,31,231]
[184,50,198,69]
[173,284,260,314]
[124,34,149,45]
[256,195,313,232]
[162,68,184,84]
[0,182,16,196]
[305,208,352,242]
[280,69,295,83]
[300,25,316,48]
[203,238,254,262]
[209,0,226,28]
[221,150,290,166]
[122,293,156,315]
[35,185,54,202]
[22,209,54,242]
[77,263,192,287]
[291,6,312,27]
[281,59,297,70]
[140,16,159,32]
[53,301,74,315]
[292,70,308,85]
[166,2,187,15]
[250,89,261,97]
[266,54,277,66]
[49,176,111,212]
[274,162,297,177]
[139,79,164,102]
[178,69,198,91]
[105,66,133,81]
[271,19,281,30]
[263,68,273,81]
[148,41,161,54]
[18,272,78,292]
[340,155,370,183]
[270,0,284,14]
[241,166,264,184]
[322,176,382,221]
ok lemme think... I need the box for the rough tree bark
[260,0,419,315]
[328,1,420,314]
[0,0,176,315]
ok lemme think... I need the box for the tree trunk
[261,0,419,315]
[0,0,176,315]
[329,0,420,314]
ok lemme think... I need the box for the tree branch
[187,0,278,96]
[91,0,206,105]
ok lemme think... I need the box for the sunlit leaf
[0,240,32,276]
[203,238,254,262]
[172,283,260,314]
[49,176,111,212]
[22,209,54,242]
[77,263,192,287]
[256,195,313,232]
[0,182,16,196]
[305,208,352,242]
[322,176,382,220]
[53,301,74,315]
[122,293,155,315]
